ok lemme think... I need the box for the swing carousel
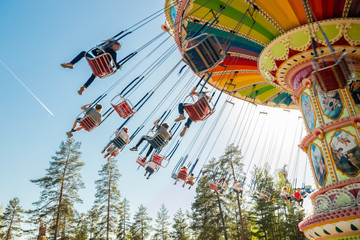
[164,0,360,239]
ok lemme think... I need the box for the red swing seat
[177,171,188,181]
[136,156,147,167]
[78,115,98,132]
[151,154,169,168]
[86,49,117,79]
[183,95,213,122]
[210,182,218,191]
[311,52,355,93]
[111,95,136,119]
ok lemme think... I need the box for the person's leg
[180,118,192,137]
[145,146,154,158]
[130,136,148,152]
[70,51,86,65]
[185,118,192,128]
[178,103,185,115]
[83,74,96,89]
[102,141,112,153]
[136,136,148,147]
[175,103,186,122]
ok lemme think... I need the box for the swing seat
[136,156,147,167]
[78,115,98,132]
[252,194,259,199]
[183,34,224,73]
[171,172,178,180]
[311,52,354,92]
[183,96,213,122]
[151,154,169,168]
[86,50,117,79]
[111,136,127,150]
[147,133,168,151]
[111,95,136,119]
[210,183,218,191]
[187,181,195,186]
[177,171,188,181]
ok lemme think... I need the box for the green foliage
[117,198,131,240]
[30,138,84,239]
[170,209,190,240]
[129,205,152,240]
[71,212,89,240]
[92,157,122,239]
[0,197,24,240]
[153,204,170,240]
[247,164,306,240]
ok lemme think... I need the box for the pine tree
[189,158,223,240]
[0,197,24,240]
[87,207,102,240]
[30,138,85,239]
[153,204,170,240]
[117,198,131,240]
[72,212,88,240]
[129,205,152,240]
[92,157,122,240]
[218,144,246,240]
[170,209,190,240]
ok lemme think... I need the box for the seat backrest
[177,171,188,181]
[209,183,218,191]
[112,98,136,119]
[184,97,212,122]
[183,34,223,73]
[311,52,353,92]
[112,136,127,149]
[86,53,116,79]
[136,156,147,167]
[148,133,168,150]
[79,115,97,132]
[151,154,163,165]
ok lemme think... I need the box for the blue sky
[0,0,314,224]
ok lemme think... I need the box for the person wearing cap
[175,90,210,137]
[130,117,172,162]
[102,126,130,159]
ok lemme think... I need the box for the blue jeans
[70,51,96,88]
[178,103,192,127]
[136,136,154,157]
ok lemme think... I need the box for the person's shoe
[175,114,186,122]
[180,127,188,137]
[101,149,105,154]
[78,86,86,95]
[141,157,147,163]
[104,153,109,158]
[66,131,73,138]
[61,63,74,69]
[147,176,150,179]
[130,146,138,151]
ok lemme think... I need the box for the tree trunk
[54,142,71,240]
[216,193,228,240]
[107,168,112,240]
[229,155,246,240]
[5,211,15,240]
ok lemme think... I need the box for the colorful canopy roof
[165,0,360,109]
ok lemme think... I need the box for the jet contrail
[0,60,54,116]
